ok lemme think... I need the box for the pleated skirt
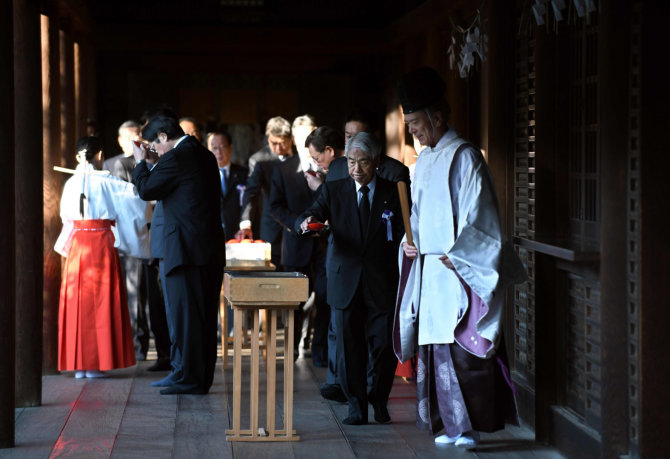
[58,219,136,371]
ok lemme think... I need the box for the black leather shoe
[320,384,347,403]
[160,384,206,395]
[373,404,391,424]
[147,359,171,372]
[342,416,367,425]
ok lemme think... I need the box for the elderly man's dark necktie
[359,185,370,239]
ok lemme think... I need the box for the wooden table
[223,272,308,442]
[219,260,275,369]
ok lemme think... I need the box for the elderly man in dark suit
[132,116,225,395]
[206,131,248,241]
[297,132,404,425]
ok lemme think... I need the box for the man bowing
[132,115,225,395]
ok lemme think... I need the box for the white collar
[173,135,189,148]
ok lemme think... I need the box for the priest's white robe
[405,129,525,357]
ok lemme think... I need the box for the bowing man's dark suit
[269,156,328,364]
[149,202,177,373]
[133,136,225,394]
[220,163,249,241]
[296,175,404,422]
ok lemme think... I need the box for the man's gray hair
[118,120,140,135]
[344,132,381,159]
[292,114,316,133]
[265,116,292,138]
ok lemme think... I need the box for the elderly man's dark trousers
[163,263,223,394]
[334,280,397,422]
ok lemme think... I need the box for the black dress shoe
[342,416,367,425]
[160,384,206,395]
[320,384,347,403]
[147,359,171,372]
[373,404,391,424]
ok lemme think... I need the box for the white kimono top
[406,129,525,355]
[55,163,152,259]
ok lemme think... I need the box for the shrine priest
[396,67,526,448]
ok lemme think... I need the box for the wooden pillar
[74,41,86,139]
[13,0,43,408]
[86,43,97,133]
[0,0,16,449]
[598,1,631,456]
[60,28,75,169]
[639,1,670,456]
[42,13,62,374]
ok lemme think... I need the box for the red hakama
[58,219,136,371]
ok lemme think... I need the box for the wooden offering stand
[223,271,308,442]
[219,259,275,369]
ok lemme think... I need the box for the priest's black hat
[396,67,446,114]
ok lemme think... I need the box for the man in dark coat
[238,116,294,268]
[206,131,248,241]
[269,149,328,366]
[132,115,225,395]
[297,132,404,425]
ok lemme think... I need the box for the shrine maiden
[55,136,151,378]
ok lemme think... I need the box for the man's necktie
[359,185,370,239]
[220,168,227,196]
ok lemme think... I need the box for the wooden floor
[2,347,564,458]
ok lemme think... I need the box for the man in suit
[269,126,330,366]
[103,120,141,174]
[132,116,225,395]
[103,120,153,361]
[238,116,294,267]
[326,109,411,185]
[311,116,410,404]
[297,132,404,425]
[206,131,249,241]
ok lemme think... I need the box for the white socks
[455,431,480,448]
[434,430,480,448]
[434,433,461,444]
[74,370,107,379]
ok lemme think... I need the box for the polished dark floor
[3,345,564,458]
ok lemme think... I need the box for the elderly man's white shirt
[55,163,151,259]
[408,129,523,353]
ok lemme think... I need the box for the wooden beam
[42,13,63,374]
[598,1,631,456]
[0,0,16,449]
[59,28,76,169]
[13,0,44,409]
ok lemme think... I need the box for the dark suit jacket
[111,155,136,182]
[326,154,410,185]
[241,146,284,243]
[296,176,403,310]
[269,155,321,267]
[150,201,164,259]
[132,136,225,275]
[103,152,124,173]
[221,163,249,241]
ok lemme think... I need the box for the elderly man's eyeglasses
[347,157,372,168]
